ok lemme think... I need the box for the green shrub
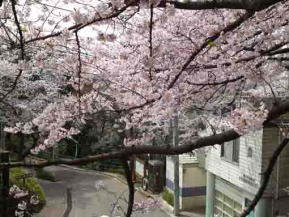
[35,168,56,182]
[162,187,174,206]
[10,168,46,202]
[9,167,46,215]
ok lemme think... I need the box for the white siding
[179,153,198,164]
[205,130,263,194]
[262,127,289,196]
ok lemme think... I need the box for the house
[204,125,289,217]
[165,153,207,210]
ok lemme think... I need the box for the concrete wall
[166,157,206,210]
[262,127,289,215]
[204,126,289,216]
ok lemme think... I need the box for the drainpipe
[205,172,215,217]
[274,131,281,216]
[173,113,180,216]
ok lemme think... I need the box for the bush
[162,187,174,206]
[35,168,56,182]
[9,167,46,216]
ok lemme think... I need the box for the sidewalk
[137,187,205,217]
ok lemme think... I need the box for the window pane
[223,213,230,217]
[224,204,233,215]
[233,139,240,163]
[234,202,242,211]
[215,199,223,208]
[234,211,241,217]
[214,191,242,217]
[214,207,222,216]
[221,144,225,157]
[224,141,233,161]
[224,195,234,206]
[216,191,223,199]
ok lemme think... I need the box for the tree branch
[121,158,135,217]
[1,0,26,101]
[1,99,289,170]
[167,10,254,90]
[240,138,289,217]
[148,4,153,81]
[23,1,135,45]
[186,76,244,86]
[167,0,284,11]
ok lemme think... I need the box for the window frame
[221,138,240,164]
[214,190,242,217]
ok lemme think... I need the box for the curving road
[36,166,169,217]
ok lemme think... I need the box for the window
[221,139,240,163]
[247,147,253,158]
[214,190,242,217]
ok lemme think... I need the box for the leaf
[208,41,216,46]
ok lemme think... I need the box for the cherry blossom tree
[0,0,289,216]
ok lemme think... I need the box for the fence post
[0,151,9,217]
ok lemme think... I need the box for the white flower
[17,201,27,211]
[15,210,25,217]
[30,195,40,205]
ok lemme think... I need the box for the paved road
[36,166,169,217]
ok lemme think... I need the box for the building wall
[205,127,289,217]
[205,130,263,195]
[262,127,289,192]
[212,176,273,217]
[262,127,289,216]
[166,157,206,210]
[135,159,144,177]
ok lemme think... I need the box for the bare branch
[75,30,82,115]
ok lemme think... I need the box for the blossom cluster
[0,0,288,150]
[9,185,40,217]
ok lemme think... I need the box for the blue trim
[166,178,206,197]
[166,178,174,190]
[182,186,206,197]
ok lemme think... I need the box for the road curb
[58,164,128,185]
[58,165,177,217]
[136,188,176,217]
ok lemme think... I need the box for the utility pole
[173,113,180,216]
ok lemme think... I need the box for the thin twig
[1,0,25,101]
[148,4,153,80]
[75,30,82,115]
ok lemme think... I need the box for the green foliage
[35,150,54,161]
[162,187,174,206]
[10,168,46,202]
[207,41,216,46]
[9,167,46,215]
[35,168,56,182]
